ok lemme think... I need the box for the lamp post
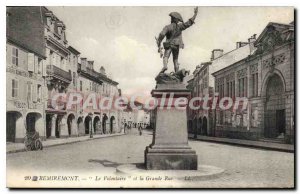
[89,113,93,138]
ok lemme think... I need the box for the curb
[188,135,294,153]
[7,133,125,154]
[116,164,225,181]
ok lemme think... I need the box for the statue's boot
[174,63,179,72]
[160,67,168,73]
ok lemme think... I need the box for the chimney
[211,49,223,61]
[236,41,249,49]
[81,58,87,71]
[248,34,256,43]
[248,34,257,54]
[100,66,106,75]
[88,60,94,70]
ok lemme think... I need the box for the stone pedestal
[144,83,198,170]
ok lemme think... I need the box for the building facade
[77,59,122,136]
[6,7,48,142]
[6,6,123,143]
[212,22,294,143]
[188,34,256,137]
[122,101,151,129]
[43,7,74,139]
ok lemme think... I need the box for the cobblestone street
[7,129,294,188]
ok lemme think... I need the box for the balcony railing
[47,98,66,110]
[47,65,72,82]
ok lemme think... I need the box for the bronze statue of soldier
[156,7,198,74]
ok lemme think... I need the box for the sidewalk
[7,133,125,154]
[188,134,294,153]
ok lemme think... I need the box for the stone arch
[77,117,84,135]
[84,116,92,135]
[67,113,76,136]
[6,111,23,142]
[110,116,116,134]
[46,114,52,138]
[102,114,108,134]
[263,73,286,138]
[93,116,101,133]
[261,70,286,97]
[25,112,43,133]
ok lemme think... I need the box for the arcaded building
[6,6,123,143]
[212,22,294,143]
[6,7,48,142]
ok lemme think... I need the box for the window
[219,82,224,98]
[232,81,235,98]
[226,82,229,97]
[50,51,53,65]
[73,56,76,66]
[60,56,64,69]
[58,27,62,35]
[220,111,224,125]
[216,78,224,98]
[226,80,235,98]
[55,55,60,67]
[251,73,259,97]
[238,78,242,97]
[37,84,42,102]
[12,79,18,98]
[46,17,51,27]
[73,72,76,86]
[38,58,42,74]
[238,77,247,97]
[80,81,82,91]
[12,47,18,66]
[27,83,32,101]
[50,20,54,32]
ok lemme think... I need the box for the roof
[255,22,294,46]
[78,63,119,86]
[68,46,81,55]
[211,58,246,77]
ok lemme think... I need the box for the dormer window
[45,12,54,31]
[50,20,54,32]
[46,17,51,27]
[57,22,64,37]
[58,27,62,35]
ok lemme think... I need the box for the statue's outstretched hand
[194,7,198,15]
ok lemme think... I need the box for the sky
[49,6,294,96]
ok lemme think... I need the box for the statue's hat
[169,12,183,22]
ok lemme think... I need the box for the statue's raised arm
[156,7,198,75]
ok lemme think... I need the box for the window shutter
[15,80,19,97]
[34,55,38,73]
[28,53,34,72]
[42,59,47,77]
[43,86,48,101]
[32,84,37,102]
[56,55,60,67]
[46,49,50,65]
[52,53,56,66]
[6,45,12,66]
[11,79,15,97]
